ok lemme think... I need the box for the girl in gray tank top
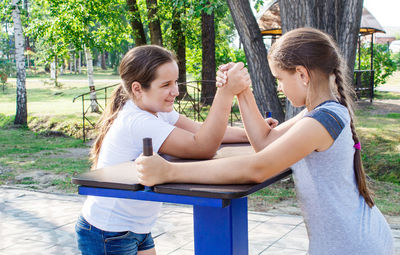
[135,28,394,254]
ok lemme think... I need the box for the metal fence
[72,83,120,141]
[353,69,374,102]
[73,80,241,141]
[73,72,375,141]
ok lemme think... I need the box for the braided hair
[268,27,374,207]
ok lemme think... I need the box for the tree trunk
[51,56,59,86]
[146,0,163,46]
[50,59,56,79]
[279,0,307,119]
[101,52,107,70]
[73,53,77,74]
[12,0,27,125]
[127,0,147,46]
[172,6,187,99]
[78,51,82,74]
[84,46,99,113]
[226,0,285,123]
[279,0,363,119]
[97,54,101,67]
[201,6,216,105]
[69,55,73,73]
[60,58,64,75]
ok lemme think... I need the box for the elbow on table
[189,151,216,160]
[249,170,266,184]
[180,145,218,160]
[248,158,270,183]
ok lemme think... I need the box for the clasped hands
[216,62,251,96]
[217,62,278,128]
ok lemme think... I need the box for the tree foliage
[356,43,397,87]
[27,0,131,63]
[393,51,400,70]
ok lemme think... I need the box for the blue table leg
[193,197,248,255]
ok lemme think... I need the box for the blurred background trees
[2,0,400,124]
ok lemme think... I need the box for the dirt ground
[356,99,400,114]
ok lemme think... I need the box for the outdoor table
[72,143,292,255]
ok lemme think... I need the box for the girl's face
[136,61,179,115]
[269,60,308,107]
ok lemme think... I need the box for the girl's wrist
[165,161,175,183]
[217,85,235,99]
[237,87,252,99]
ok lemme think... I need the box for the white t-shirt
[82,100,179,233]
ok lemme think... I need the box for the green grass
[0,127,84,155]
[1,68,399,214]
[0,114,90,192]
[370,180,400,216]
[374,91,400,100]
[251,185,296,203]
[24,66,120,80]
[356,111,400,184]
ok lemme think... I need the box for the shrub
[355,43,397,87]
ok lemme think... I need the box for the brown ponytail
[269,27,374,207]
[89,45,177,169]
[89,85,128,169]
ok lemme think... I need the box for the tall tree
[146,0,162,45]
[279,0,363,118]
[101,52,107,70]
[11,0,27,125]
[226,0,285,122]
[127,0,147,46]
[171,4,188,99]
[201,3,216,105]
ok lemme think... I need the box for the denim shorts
[75,215,155,255]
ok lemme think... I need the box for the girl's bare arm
[159,63,250,159]
[235,88,307,151]
[136,116,334,186]
[175,115,248,143]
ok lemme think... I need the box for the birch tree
[85,45,99,112]
[12,0,27,125]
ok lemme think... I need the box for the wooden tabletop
[72,143,292,199]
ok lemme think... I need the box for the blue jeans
[75,215,155,255]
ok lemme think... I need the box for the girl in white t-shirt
[75,45,259,255]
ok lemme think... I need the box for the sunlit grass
[1,69,399,213]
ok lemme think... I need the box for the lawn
[0,68,399,215]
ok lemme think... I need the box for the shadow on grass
[0,116,90,192]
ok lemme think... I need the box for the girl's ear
[295,66,310,87]
[131,81,143,98]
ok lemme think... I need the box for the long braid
[269,28,375,208]
[333,65,375,208]
[89,85,128,169]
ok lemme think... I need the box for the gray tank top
[291,101,394,255]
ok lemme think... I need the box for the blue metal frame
[78,186,249,254]
[78,186,230,208]
[194,197,248,255]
